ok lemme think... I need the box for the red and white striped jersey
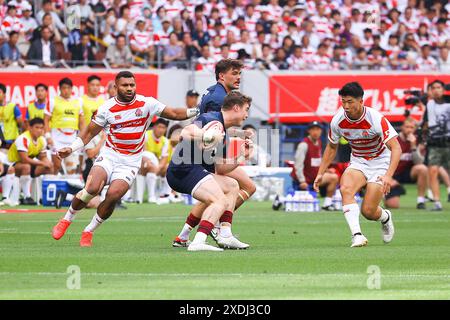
[311,54,332,71]
[328,107,398,160]
[92,95,166,156]
[130,30,154,50]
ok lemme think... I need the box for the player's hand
[57,147,73,159]
[41,161,53,169]
[300,182,309,190]
[377,175,393,195]
[46,137,54,147]
[243,129,255,140]
[313,174,323,192]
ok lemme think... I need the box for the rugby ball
[202,120,224,150]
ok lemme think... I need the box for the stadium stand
[0,0,447,71]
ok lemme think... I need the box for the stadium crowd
[0,0,448,71]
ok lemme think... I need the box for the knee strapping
[238,189,251,201]
[76,189,95,204]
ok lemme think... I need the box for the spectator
[106,34,133,68]
[19,3,36,41]
[116,5,133,36]
[300,19,320,49]
[197,44,215,72]
[182,32,201,62]
[368,46,388,70]
[331,45,349,70]
[353,47,369,70]
[101,8,117,46]
[1,5,24,38]
[8,0,31,19]
[163,32,185,68]
[172,18,185,40]
[272,48,289,70]
[157,18,173,46]
[72,0,95,24]
[434,18,449,48]
[281,35,294,57]
[438,46,450,72]
[67,18,92,51]
[152,6,167,34]
[36,0,67,36]
[286,45,307,70]
[70,33,95,67]
[130,19,155,63]
[311,43,332,71]
[1,31,24,67]
[32,12,61,43]
[192,19,210,48]
[415,44,438,71]
[26,26,57,67]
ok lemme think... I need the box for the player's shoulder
[99,97,117,111]
[365,106,386,122]
[330,108,345,126]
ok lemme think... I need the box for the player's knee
[227,178,240,194]
[429,166,439,175]
[241,180,256,196]
[361,203,378,217]
[21,163,31,175]
[339,183,353,197]
[417,165,428,176]
[76,188,96,204]
[330,173,339,183]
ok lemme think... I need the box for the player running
[314,82,401,247]
[167,91,253,252]
[51,71,199,247]
[173,59,256,249]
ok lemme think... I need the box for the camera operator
[422,80,450,211]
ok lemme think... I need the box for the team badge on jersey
[135,108,143,117]
[115,115,121,120]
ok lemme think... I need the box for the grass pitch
[0,185,449,299]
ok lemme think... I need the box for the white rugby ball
[202,120,224,150]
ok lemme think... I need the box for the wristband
[186,107,200,118]
[69,137,85,153]
[45,132,51,139]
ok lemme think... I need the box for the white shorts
[347,155,390,185]
[142,151,159,166]
[92,147,141,186]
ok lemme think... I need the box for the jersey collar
[114,95,136,105]
[344,106,366,123]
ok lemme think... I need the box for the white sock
[178,223,192,241]
[434,201,442,209]
[343,203,362,236]
[377,208,389,224]
[66,193,74,201]
[84,213,104,233]
[19,175,32,198]
[192,232,207,244]
[2,173,15,199]
[323,197,333,207]
[447,187,450,194]
[417,196,425,204]
[146,173,157,199]
[219,224,232,237]
[161,177,171,196]
[64,205,80,222]
[427,189,434,200]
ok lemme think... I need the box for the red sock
[186,213,200,228]
[197,220,214,235]
[219,210,233,224]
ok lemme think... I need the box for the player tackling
[314,82,400,247]
[51,71,199,246]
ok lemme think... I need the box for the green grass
[0,185,449,299]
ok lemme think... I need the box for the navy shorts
[167,164,213,196]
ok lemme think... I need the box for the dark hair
[7,5,16,13]
[168,124,183,138]
[59,77,73,88]
[35,83,48,91]
[0,83,6,94]
[87,75,101,83]
[242,124,256,131]
[338,82,364,99]
[116,34,126,41]
[42,12,52,20]
[222,91,252,110]
[154,118,169,127]
[429,80,445,88]
[215,59,243,81]
[29,118,45,127]
[119,5,129,16]
[9,31,18,38]
[115,71,135,81]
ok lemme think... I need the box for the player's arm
[58,121,103,159]
[180,123,205,142]
[294,142,308,189]
[160,106,199,120]
[18,151,48,167]
[14,106,24,132]
[378,137,401,195]
[313,142,338,192]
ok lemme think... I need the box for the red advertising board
[0,71,158,117]
[269,74,450,123]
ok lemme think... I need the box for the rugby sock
[323,197,333,207]
[343,203,362,235]
[186,213,200,228]
[178,213,200,241]
[434,201,442,209]
[66,193,74,201]
[417,196,425,204]
[161,177,171,196]
[219,211,234,237]
[84,213,104,233]
[377,208,389,224]
[2,173,15,199]
[146,173,157,200]
[447,187,450,194]
[192,220,215,244]
[19,175,32,198]
[64,205,80,222]
[427,189,434,200]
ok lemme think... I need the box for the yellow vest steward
[50,96,82,130]
[0,102,20,141]
[8,131,46,163]
[82,95,104,125]
[145,130,168,159]
[27,101,45,120]
[167,143,173,162]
